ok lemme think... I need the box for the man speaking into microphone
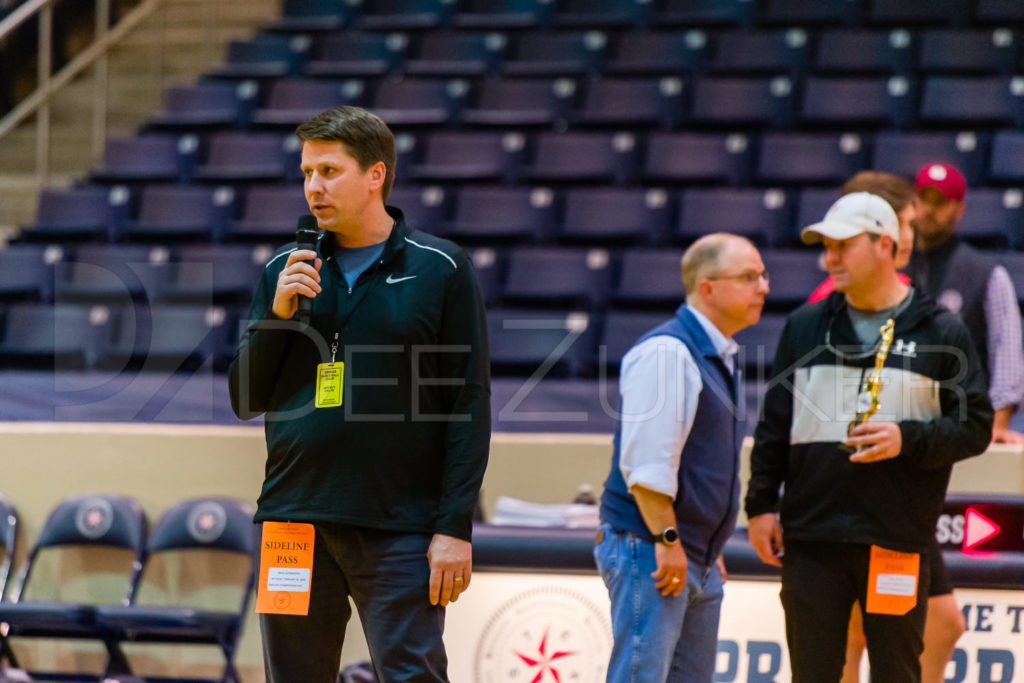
[228,106,491,682]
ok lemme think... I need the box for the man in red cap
[908,161,1024,445]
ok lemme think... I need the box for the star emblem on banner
[513,627,578,683]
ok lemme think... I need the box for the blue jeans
[594,522,724,683]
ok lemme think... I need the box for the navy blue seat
[989,130,1024,183]
[795,187,842,242]
[0,494,146,678]
[369,78,467,127]
[734,312,788,375]
[466,247,504,304]
[642,132,753,186]
[919,29,1017,74]
[760,249,824,309]
[552,0,651,28]
[251,78,364,127]
[386,185,449,234]
[677,188,791,247]
[800,76,916,130]
[20,185,121,242]
[91,136,186,184]
[165,244,269,304]
[976,0,1024,23]
[265,0,354,33]
[404,32,505,76]
[920,77,1024,127]
[447,186,555,244]
[487,308,596,378]
[560,188,670,246]
[955,189,1022,249]
[872,131,990,185]
[192,132,298,184]
[521,132,638,185]
[997,253,1024,302]
[208,35,307,80]
[501,32,607,77]
[867,0,970,27]
[410,131,522,182]
[0,303,116,369]
[147,82,251,131]
[228,185,311,241]
[652,0,754,27]
[572,77,683,129]
[597,310,668,370]
[454,0,552,29]
[503,247,614,311]
[0,245,64,303]
[358,0,452,29]
[304,32,407,77]
[707,29,809,76]
[689,77,794,129]
[101,304,231,372]
[460,78,576,128]
[813,29,914,75]
[759,0,861,25]
[756,133,869,185]
[94,498,256,683]
[54,245,172,304]
[120,185,234,243]
[613,249,686,309]
[606,30,708,76]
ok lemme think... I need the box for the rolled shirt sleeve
[985,265,1024,411]
[618,335,702,499]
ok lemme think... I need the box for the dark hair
[840,171,914,213]
[295,106,397,200]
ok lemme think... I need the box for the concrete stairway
[0,0,278,234]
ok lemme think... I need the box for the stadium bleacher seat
[250,78,365,128]
[918,29,1018,75]
[403,32,506,77]
[502,247,614,310]
[487,308,596,378]
[551,0,651,29]
[872,130,990,184]
[677,188,791,247]
[759,0,861,26]
[919,76,1024,128]
[368,77,467,127]
[813,29,914,75]
[207,35,308,80]
[734,312,788,374]
[20,186,123,243]
[988,130,1024,183]
[597,310,667,370]
[466,247,504,305]
[119,185,234,243]
[386,185,449,234]
[100,304,231,372]
[954,188,1023,249]
[304,32,408,78]
[454,0,552,29]
[0,245,65,303]
[689,76,794,129]
[559,187,671,246]
[228,185,311,242]
[799,76,916,130]
[760,249,826,309]
[460,78,576,128]
[707,29,810,76]
[571,77,684,130]
[191,132,299,184]
[976,0,1024,24]
[147,82,252,131]
[795,187,842,238]
[54,245,171,305]
[90,136,189,184]
[264,0,354,33]
[357,0,452,30]
[520,131,638,185]
[613,249,686,309]
[0,303,115,370]
[165,245,269,305]
[867,0,971,27]
[652,0,754,28]
[445,186,554,245]
[756,133,869,185]
[410,131,523,182]
[501,32,607,77]
[606,30,708,76]
[642,132,753,186]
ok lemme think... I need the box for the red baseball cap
[915,162,966,202]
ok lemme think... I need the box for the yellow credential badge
[315,361,344,408]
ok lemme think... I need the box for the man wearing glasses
[596,232,768,683]
[746,192,993,682]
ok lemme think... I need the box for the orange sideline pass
[256,522,315,616]
[865,544,920,616]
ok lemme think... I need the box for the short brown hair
[840,171,913,213]
[295,106,397,200]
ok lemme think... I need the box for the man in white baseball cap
[746,192,993,682]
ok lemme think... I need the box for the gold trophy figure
[841,318,896,454]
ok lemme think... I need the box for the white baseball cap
[800,191,900,245]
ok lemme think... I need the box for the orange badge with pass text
[256,522,315,616]
[865,544,920,616]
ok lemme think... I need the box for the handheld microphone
[295,215,320,326]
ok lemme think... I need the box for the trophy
[841,318,896,454]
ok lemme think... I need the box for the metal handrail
[0,0,164,186]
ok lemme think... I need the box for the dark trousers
[258,522,447,683]
[780,541,930,683]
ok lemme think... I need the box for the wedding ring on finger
[454,576,465,584]
[670,577,681,584]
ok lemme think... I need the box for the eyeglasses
[707,270,770,285]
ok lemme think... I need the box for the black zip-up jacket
[745,288,992,553]
[228,208,491,542]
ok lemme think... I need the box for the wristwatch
[655,526,679,546]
